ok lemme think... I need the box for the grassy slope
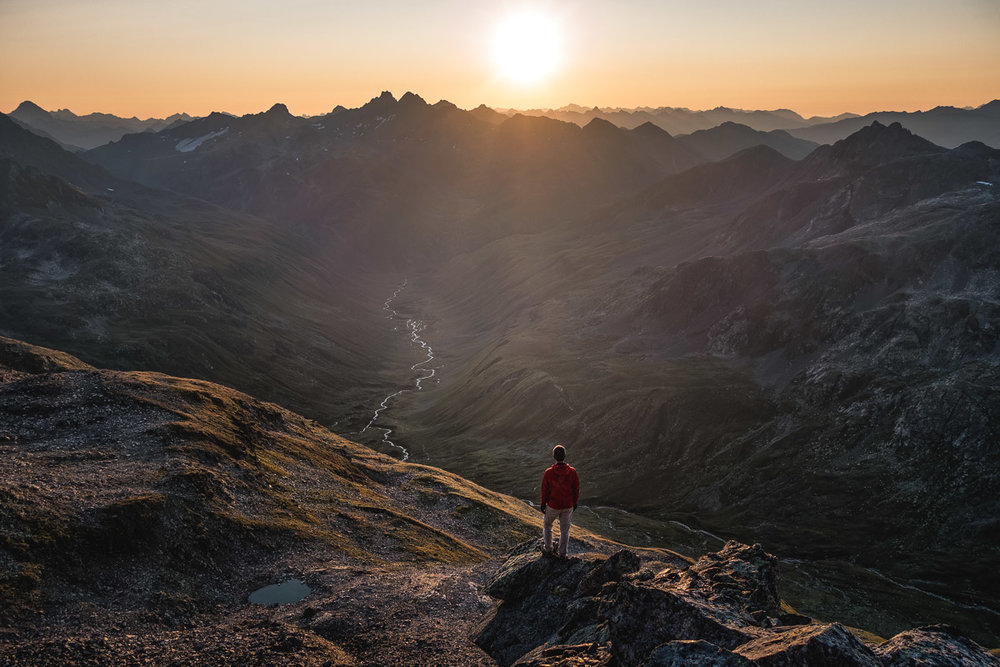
[0,336,679,619]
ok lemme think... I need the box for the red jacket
[541,462,580,510]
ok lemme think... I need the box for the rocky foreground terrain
[475,542,1000,666]
[1,336,998,665]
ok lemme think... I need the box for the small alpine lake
[248,579,311,605]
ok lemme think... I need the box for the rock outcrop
[874,624,1000,666]
[475,540,1000,667]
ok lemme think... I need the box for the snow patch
[175,127,228,153]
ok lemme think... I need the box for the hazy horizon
[2,0,997,119]
[7,93,999,123]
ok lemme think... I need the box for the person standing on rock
[540,444,580,558]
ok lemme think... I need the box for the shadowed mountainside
[385,122,1000,641]
[0,112,409,430]
[83,92,706,255]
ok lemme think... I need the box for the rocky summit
[473,541,1000,666]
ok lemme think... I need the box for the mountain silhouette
[789,100,1000,148]
[676,121,819,160]
[8,100,194,150]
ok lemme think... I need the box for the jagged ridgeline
[2,91,1000,659]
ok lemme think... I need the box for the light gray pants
[543,506,573,557]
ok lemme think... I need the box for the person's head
[552,444,566,462]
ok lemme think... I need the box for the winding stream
[359,280,436,461]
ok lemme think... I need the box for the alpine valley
[2,93,999,664]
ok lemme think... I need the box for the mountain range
[7,100,194,151]
[2,90,999,656]
[503,100,1000,149]
[12,97,998,160]
[496,104,859,134]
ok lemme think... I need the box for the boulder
[472,549,616,666]
[604,541,780,664]
[602,577,764,664]
[578,549,641,596]
[512,642,614,666]
[644,639,752,666]
[733,623,881,666]
[874,624,1000,666]
[684,541,781,619]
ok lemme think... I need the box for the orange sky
[1,0,997,119]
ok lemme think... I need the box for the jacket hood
[547,463,575,476]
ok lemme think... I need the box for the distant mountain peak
[713,121,754,132]
[13,100,47,115]
[803,119,945,174]
[362,91,398,116]
[469,104,506,125]
[432,99,458,112]
[398,91,427,107]
[582,116,620,135]
[370,91,396,104]
[264,102,290,116]
[725,143,791,164]
[631,121,674,139]
[835,120,942,157]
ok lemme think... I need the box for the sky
[1,0,998,119]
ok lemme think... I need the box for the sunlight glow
[491,9,563,85]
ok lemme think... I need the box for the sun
[491,9,563,85]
